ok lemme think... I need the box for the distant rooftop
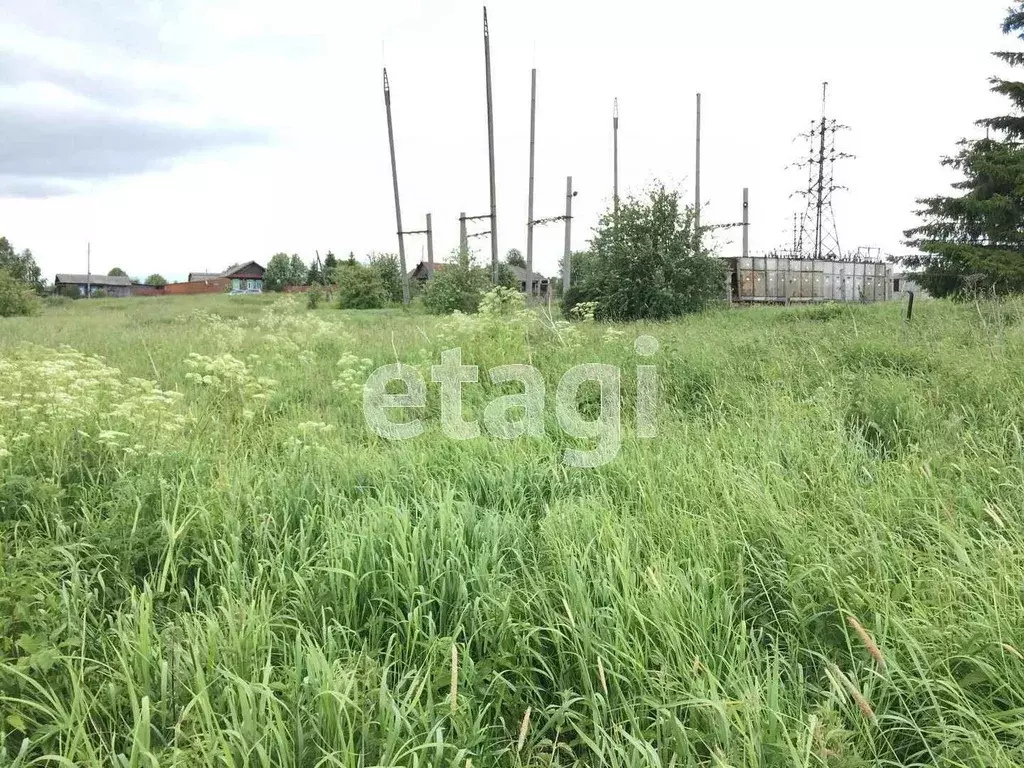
[55,274,132,287]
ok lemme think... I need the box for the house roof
[55,274,132,287]
[408,261,547,281]
[188,262,265,282]
[506,264,548,282]
[222,261,264,277]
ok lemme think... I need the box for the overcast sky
[0,0,1014,281]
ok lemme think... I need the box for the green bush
[369,253,404,303]
[306,285,323,309]
[562,183,725,320]
[0,268,39,317]
[336,262,388,309]
[422,250,492,314]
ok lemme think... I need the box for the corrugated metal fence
[731,258,893,303]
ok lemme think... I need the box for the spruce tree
[903,4,1024,297]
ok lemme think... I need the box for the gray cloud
[0,1,271,198]
[0,0,184,58]
[0,49,179,107]
[0,107,266,197]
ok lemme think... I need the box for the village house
[188,261,265,292]
[53,274,133,298]
[408,261,550,296]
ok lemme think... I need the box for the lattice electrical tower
[791,82,853,260]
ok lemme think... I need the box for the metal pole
[742,187,749,259]
[459,212,468,257]
[483,7,499,283]
[694,92,701,252]
[613,97,620,220]
[383,68,410,304]
[526,67,537,297]
[562,176,573,294]
[815,82,828,260]
[426,213,435,280]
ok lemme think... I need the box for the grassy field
[2,293,1024,766]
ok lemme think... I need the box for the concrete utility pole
[526,68,537,297]
[426,213,435,280]
[459,212,468,256]
[742,187,750,259]
[562,176,573,294]
[483,7,499,283]
[694,92,702,252]
[383,68,410,303]
[613,97,620,220]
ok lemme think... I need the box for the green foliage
[563,183,725,320]
[264,253,292,291]
[421,249,491,314]
[903,4,1024,297]
[478,285,525,316]
[56,282,82,299]
[107,267,127,277]
[505,248,526,268]
[323,251,339,276]
[91,289,108,299]
[369,252,403,303]
[335,261,388,309]
[494,262,517,290]
[0,268,38,316]
[288,254,307,287]
[306,260,322,286]
[144,274,167,287]
[0,237,42,293]
[306,284,323,309]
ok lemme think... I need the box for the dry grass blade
[516,706,532,754]
[829,663,877,725]
[847,614,886,670]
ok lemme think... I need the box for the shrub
[422,250,492,314]
[479,286,526,316]
[336,262,388,309]
[307,285,323,309]
[56,283,82,299]
[92,289,108,299]
[369,253,404,303]
[562,183,725,321]
[0,268,39,317]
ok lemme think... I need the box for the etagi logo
[362,336,659,467]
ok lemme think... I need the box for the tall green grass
[1,294,1024,766]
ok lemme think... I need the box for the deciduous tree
[264,253,292,291]
[0,237,42,292]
